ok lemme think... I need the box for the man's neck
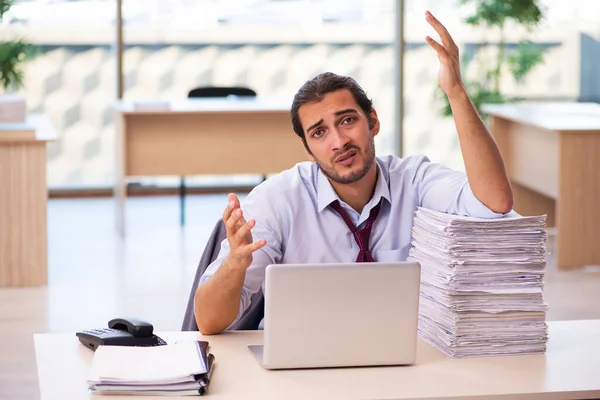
[331,162,378,214]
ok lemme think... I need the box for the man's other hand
[222,193,267,270]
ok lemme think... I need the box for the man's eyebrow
[334,108,359,116]
[307,118,324,134]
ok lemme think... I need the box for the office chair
[187,86,257,98]
[177,86,258,226]
[181,218,265,332]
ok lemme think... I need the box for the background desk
[34,320,600,399]
[114,98,308,236]
[482,102,600,270]
[0,114,56,287]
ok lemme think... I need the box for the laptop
[248,261,421,370]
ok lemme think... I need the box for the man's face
[298,89,380,185]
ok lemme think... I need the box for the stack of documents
[88,341,215,396]
[408,207,548,358]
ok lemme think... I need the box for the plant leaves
[0,0,13,22]
[507,41,545,83]
[460,0,543,28]
[437,0,545,118]
[0,39,38,91]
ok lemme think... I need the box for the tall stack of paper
[87,341,215,395]
[408,207,548,358]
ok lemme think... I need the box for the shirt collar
[316,158,391,213]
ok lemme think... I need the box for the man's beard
[316,134,376,185]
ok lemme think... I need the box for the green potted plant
[0,0,38,122]
[438,0,546,116]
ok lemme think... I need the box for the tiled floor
[1,194,600,400]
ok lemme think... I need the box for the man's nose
[331,128,350,152]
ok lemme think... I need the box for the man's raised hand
[425,10,465,98]
[222,193,267,269]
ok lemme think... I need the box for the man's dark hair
[290,72,374,143]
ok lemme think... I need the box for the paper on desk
[92,381,205,391]
[88,342,206,385]
[408,207,549,358]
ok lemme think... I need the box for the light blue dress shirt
[199,154,506,329]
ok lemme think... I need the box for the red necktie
[330,200,381,262]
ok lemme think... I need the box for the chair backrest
[181,219,264,331]
[187,86,257,98]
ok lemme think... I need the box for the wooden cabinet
[483,102,600,269]
[0,114,56,286]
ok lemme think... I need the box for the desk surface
[115,97,292,114]
[482,102,600,132]
[34,320,600,400]
[0,113,57,142]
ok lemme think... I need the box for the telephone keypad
[85,328,120,336]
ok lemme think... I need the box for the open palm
[425,11,464,98]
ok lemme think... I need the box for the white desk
[34,320,600,399]
[113,98,308,236]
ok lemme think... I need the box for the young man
[194,11,513,335]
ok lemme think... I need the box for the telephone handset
[76,317,167,351]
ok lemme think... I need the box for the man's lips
[335,149,358,164]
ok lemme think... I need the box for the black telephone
[76,317,167,351]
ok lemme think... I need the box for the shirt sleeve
[197,184,284,330]
[409,155,508,218]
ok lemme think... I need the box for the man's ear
[301,138,314,161]
[370,109,381,137]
